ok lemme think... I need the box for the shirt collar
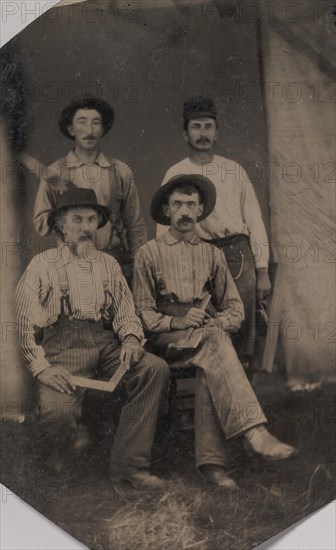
[65,150,112,168]
[161,230,200,246]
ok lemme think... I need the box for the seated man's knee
[204,328,230,346]
[142,352,170,382]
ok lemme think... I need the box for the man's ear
[182,130,189,144]
[67,125,75,137]
[162,204,170,219]
[197,204,204,218]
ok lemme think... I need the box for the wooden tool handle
[183,293,212,339]
[198,293,211,311]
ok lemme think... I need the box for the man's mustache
[79,233,94,241]
[83,135,96,140]
[196,138,211,143]
[178,217,194,223]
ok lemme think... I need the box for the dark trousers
[204,234,256,358]
[38,320,169,473]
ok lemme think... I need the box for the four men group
[16,95,296,491]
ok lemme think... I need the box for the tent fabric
[262,1,335,383]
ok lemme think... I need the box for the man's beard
[69,238,97,259]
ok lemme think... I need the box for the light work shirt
[15,244,144,377]
[34,150,147,258]
[156,155,269,268]
[133,231,244,334]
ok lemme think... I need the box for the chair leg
[168,375,178,435]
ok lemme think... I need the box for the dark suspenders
[145,238,214,304]
[55,255,113,323]
[56,259,73,320]
[145,240,167,294]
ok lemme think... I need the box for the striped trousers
[37,320,169,473]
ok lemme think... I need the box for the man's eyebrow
[75,115,102,121]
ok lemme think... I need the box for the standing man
[134,175,296,490]
[34,96,147,279]
[157,97,271,366]
[17,187,169,490]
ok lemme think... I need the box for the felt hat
[47,187,111,230]
[150,174,216,226]
[183,96,217,123]
[59,97,114,139]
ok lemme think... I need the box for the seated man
[133,174,296,490]
[15,187,169,490]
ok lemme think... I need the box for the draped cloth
[262,1,335,383]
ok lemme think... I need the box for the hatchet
[168,293,211,351]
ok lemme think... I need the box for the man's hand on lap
[121,336,144,369]
[37,366,76,395]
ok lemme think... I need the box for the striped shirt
[133,231,244,334]
[33,150,147,257]
[156,155,269,268]
[15,244,144,377]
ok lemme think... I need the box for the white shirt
[156,155,269,269]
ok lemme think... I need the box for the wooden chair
[166,361,197,435]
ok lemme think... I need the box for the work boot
[111,469,167,491]
[200,465,239,491]
[244,425,297,461]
